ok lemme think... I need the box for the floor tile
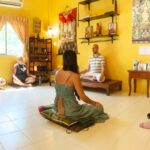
[18,144,39,150]
[0,85,150,150]
[0,122,19,135]
[0,114,11,123]
[0,132,31,150]
[22,126,54,142]
[0,143,4,150]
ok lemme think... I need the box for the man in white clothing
[80,44,105,82]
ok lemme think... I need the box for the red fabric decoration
[71,8,77,18]
[59,14,66,23]
[66,14,74,22]
[59,8,77,23]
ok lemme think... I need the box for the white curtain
[0,16,6,31]
[8,16,29,64]
[0,15,29,63]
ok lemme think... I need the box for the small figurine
[93,23,101,37]
[133,60,139,70]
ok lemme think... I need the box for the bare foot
[24,84,32,87]
[26,84,32,87]
[99,76,105,82]
[0,86,4,90]
[139,121,150,129]
[88,76,96,81]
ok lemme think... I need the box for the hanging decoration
[33,17,41,38]
[58,8,77,54]
[132,0,150,43]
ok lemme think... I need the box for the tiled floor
[0,84,150,150]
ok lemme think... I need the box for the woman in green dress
[53,50,108,123]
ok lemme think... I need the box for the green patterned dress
[52,74,109,123]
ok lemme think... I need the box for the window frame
[0,22,23,56]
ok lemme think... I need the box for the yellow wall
[0,0,51,83]
[50,0,150,93]
[0,0,149,93]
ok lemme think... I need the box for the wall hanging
[33,17,41,38]
[58,8,77,54]
[132,0,150,43]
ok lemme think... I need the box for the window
[0,22,23,56]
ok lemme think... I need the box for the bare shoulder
[55,68,62,75]
[71,72,80,80]
[14,63,18,67]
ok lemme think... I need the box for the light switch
[139,46,150,55]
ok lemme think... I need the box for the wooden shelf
[29,37,52,84]
[29,60,51,62]
[78,0,119,44]
[30,53,51,56]
[57,52,80,55]
[30,70,50,73]
[79,34,118,39]
[79,0,115,5]
[79,34,119,44]
[79,0,99,5]
[79,11,119,22]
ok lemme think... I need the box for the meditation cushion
[38,105,95,133]
[38,105,78,127]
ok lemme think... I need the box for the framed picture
[108,23,117,35]
[33,17,41,34]
[58,8,77,54]
[85,26,93,38]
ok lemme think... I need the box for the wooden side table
[128,70,150,97]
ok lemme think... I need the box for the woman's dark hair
[63,50,79,73]
[63,50,80,100]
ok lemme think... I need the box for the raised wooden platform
[81,79,122,96]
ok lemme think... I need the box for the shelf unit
[78,0,99,13]
[78,0,119,44]
[29,37,52,83]
[79,34,119,44]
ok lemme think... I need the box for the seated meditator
[139,113,150,129]
[80,44,105,82]
[50,50,108,122]
[0,77,6,89]
[12,56,36,87]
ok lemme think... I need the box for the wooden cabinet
[29,37,52,83]
[78,0,119,44]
